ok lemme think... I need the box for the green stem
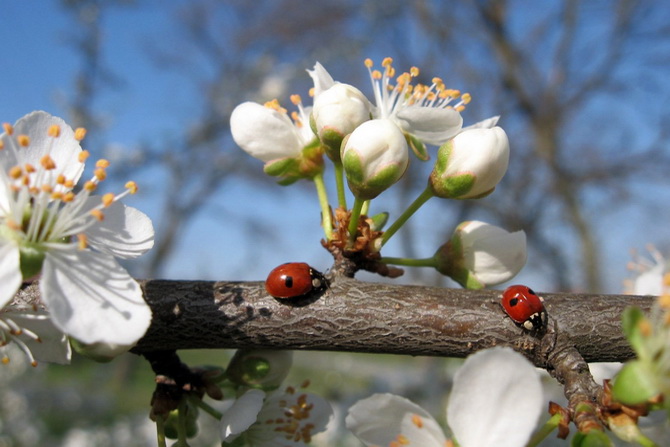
[176,399,189,446]
[381,185,434,247]
[188,395,223,420]
[525,414,562,447]
[155,415,168,447]
[334,162,347,209]
[313,172,333,240]
[348,197,365,246]
[380,256,437,268]
[361,200,370,216]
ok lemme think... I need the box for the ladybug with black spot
[500,284,547,331]
[265,262,327,300]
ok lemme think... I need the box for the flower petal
[461,115,500,131]
[230,102,304,162]
[306,62,336,97]
[6,310,72,364]
[447,347,543,447]
[346,393,446,447]
[0,240,22,308]
[40,248,151,345]
[84,200,155,259]
[395,107,463,145]
[0,111,85,186]
[220,389,266,441]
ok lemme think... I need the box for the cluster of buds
[230,58,525,287]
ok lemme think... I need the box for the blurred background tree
[2,0,670,445]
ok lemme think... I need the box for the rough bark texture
[109,278,655,366]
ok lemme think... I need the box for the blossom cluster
[0,111,154,365]
[231,58,526,287]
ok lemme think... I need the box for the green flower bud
[226,349,293,390]
[429,127,509,199]
[341,119,409,200]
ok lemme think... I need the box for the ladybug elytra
[265,262,326,299]
[501,284,547,331]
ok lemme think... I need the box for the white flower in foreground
[0,111,154,346]
[346,348,543,447]
[230,99,315,163]
[220,385,332,446]
[311,82,371,160]
[365,57,465,156]
[306,61,336,97]
[1,308,71,366]
[434,220,527,289]
[340,119,409,200]
[429,126,510,199]
[447,347,544,447]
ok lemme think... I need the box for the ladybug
[501,285,547,331]
[265,262,327,299]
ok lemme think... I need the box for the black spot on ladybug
[284,276,294,288]
[509,298,519,306]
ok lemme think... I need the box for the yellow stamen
[290,94,301,106]
[125,181,138,194]
[95,159,110,169]
[17,135,30,147]
[6,218,21,231]
[264,99,287,114]
[9,166,22,179]
[84,181,97,191]
[40,155,56,170]
[461,93,472,104]
[48,125,61,137]
[41,185,54,194]
[64,179,75,188]
[24,164,35,173]
[77,234,88,250]
[2,123,13,135]
[372,70,382,80]
[78,150,90,163]
[50,191,63,201]
[74,127,87,141]
[382,57,393,68]
[308,87,315,97]
[62,191,75,202]
[410,66,419,77]
[56,174,66,185]
[364,58,373,68]
[89,209,104,221]
[94,168,106,181]
[101,193,115,207]
[411,413,424,428]
[0,140,4,150]
[2,356,9,365]
[397,434,410,445]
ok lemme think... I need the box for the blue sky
[2,2,669,293]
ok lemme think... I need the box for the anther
[84,181,97,191]
[101,193,115,207]
[48,125,61,137]
[40,155,57,170]
[364,58,373,68]
[78,150,90,163]
[74,127,87,141]
[17,135,30,147]
[290,94,301,106]
[125,181,138,194]
[94,168,107,181]
[77,234,88,250]
[95,159,110,169]
[9,166,22,179]
[2,123,13,135]
[90,209,105,221]
[411,414,424,428]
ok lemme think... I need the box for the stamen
[125,181,138,194]
[94,168,107,181]
[77,234,88,250]
[290,94,301,106]
[84,181,97,191]
[48,125,61,137]
[264,99,287,114]
[1,356,8,365]
[24,164,36,173]
[364,58,373,68]
[101,193,115,207]
[89,209,104,221]
[74,127,87,141]
[9,166,22,179]
[79,150,90,163]
[40,155,57,170]
[62,191,75,202]
[17,135,30,147]
[411,413,424,428]
[95,159,110,169]
[2,123,13,135]
[56,174,66,185]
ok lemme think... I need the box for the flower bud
[226,349,293,390]
[341,119,409,200]
[433,220,526,289]
[311,83,370,161]
[429,127,509,199]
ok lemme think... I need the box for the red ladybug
[265,262,326,299]
[501,285,547,331]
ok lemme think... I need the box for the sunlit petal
[0,240,21,308]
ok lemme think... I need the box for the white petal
[230,102,303,162]
[306,62,336,97]
[1,111,85,185]
[470,231,527,286]
[447,347,543,447]
[395,107,463,145]
[7,311,71,364]
[461,115,500,131]
[0,240,22,308]
[40,248,151,345]
[220,389,266,441]
[84,200,155,259]
[346,393,446,447]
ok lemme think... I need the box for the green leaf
[369,212,389,231]
[407,133,429,161]
[612,360,658,405]
[621,306,647,353]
